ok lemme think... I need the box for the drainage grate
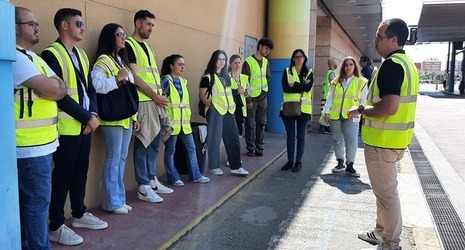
[409,136,465,250]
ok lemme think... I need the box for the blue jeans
[101,124,132,211]
[206,107,243,170]
[133,132,161,185]
[17,154,53,250]
[330,118,359,163]
[282,116,309,163]
[164,132,203,182]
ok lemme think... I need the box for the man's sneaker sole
[71,222,108,230]
[358,231,383,245]
[345,171,361,177]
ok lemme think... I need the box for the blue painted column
[0,1,21,248]
[266,0,311,133]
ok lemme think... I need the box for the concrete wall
[312,13,363,118]
[11,0,266,214]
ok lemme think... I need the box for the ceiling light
[347,0,356,3]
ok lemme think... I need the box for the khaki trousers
[364,145,405,249]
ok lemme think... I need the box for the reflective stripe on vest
[329,77,367,120]
[126,37,162,101]
[245,56,268,97]
[165,75,192,135]
[230,73,249,117]
[15,51,58,147]
[281,67,313,114]
[44,42,89,136]
[207,74,235,115]
[362,53,419,149]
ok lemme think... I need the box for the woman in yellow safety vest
[280,49,314,173]
[92,23,140,214]
[160,54,210,186]
[199,50,249,176]
[229,54,249,136]
[323,56,368,177]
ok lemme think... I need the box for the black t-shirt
[376,50,405,97]
[127,40,152,64]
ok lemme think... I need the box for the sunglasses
[115,32,128,39]
[75,20,85,28]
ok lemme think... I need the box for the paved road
[169,132,431,250]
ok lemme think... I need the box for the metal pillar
[448,42,462,92]
[0,1,21,248]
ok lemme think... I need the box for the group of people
[12,5,418,249]
[12,6,277,249]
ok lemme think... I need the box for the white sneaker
[113,206,128,215]
[358,230,384,245]
[49,224,83,246]
[209,168,223,176]
[138,185,163,203]
[192,176,210,183]
[172,180,185,187]
[124,204,132,212]
[150,177,174,194]
[72,212,108,230]
[230,167,249,176]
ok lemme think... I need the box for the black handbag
[281,101,301,117]
[97,81,139,121]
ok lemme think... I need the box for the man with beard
[13,7,67,249]
[125,10,174,203]
[41,8,108,246]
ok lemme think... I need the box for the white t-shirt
[12,49,59,159]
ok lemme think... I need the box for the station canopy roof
[320,0,382,62]
[417,0,465,43]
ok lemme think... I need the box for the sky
[382,0,450,69]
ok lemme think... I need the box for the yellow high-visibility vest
[322,69,334,99]
[205,74,235,115]
[125,37,162,101]
[281,67,313,114]
[44,42,89,136]
[230,73,249,117]
[245,56,268,98]
[362,53,419,149]
[165,75,192,135]
[15,51,58,147]
[93,54,137,128]
[329,76,367,120]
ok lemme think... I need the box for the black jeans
[49,133,91,231]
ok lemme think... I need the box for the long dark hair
[161,54,183,76]
[95,23,129,66]
[203,50,229,86]
[335,56,361,83]
[289,49,309,76]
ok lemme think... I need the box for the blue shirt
[161,75,183,99]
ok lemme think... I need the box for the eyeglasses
[115,32,128,39]
[375,34,390,41]
[75,20,85,28]
[16,21,39,29]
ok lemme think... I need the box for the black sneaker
[281,161,294,171]
[291,162,302,172]
[331,159,345,173]
[254,149,263,156]
[246,151,255,156]
[345,162,360,177]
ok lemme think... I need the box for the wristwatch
[357,105,365,115]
